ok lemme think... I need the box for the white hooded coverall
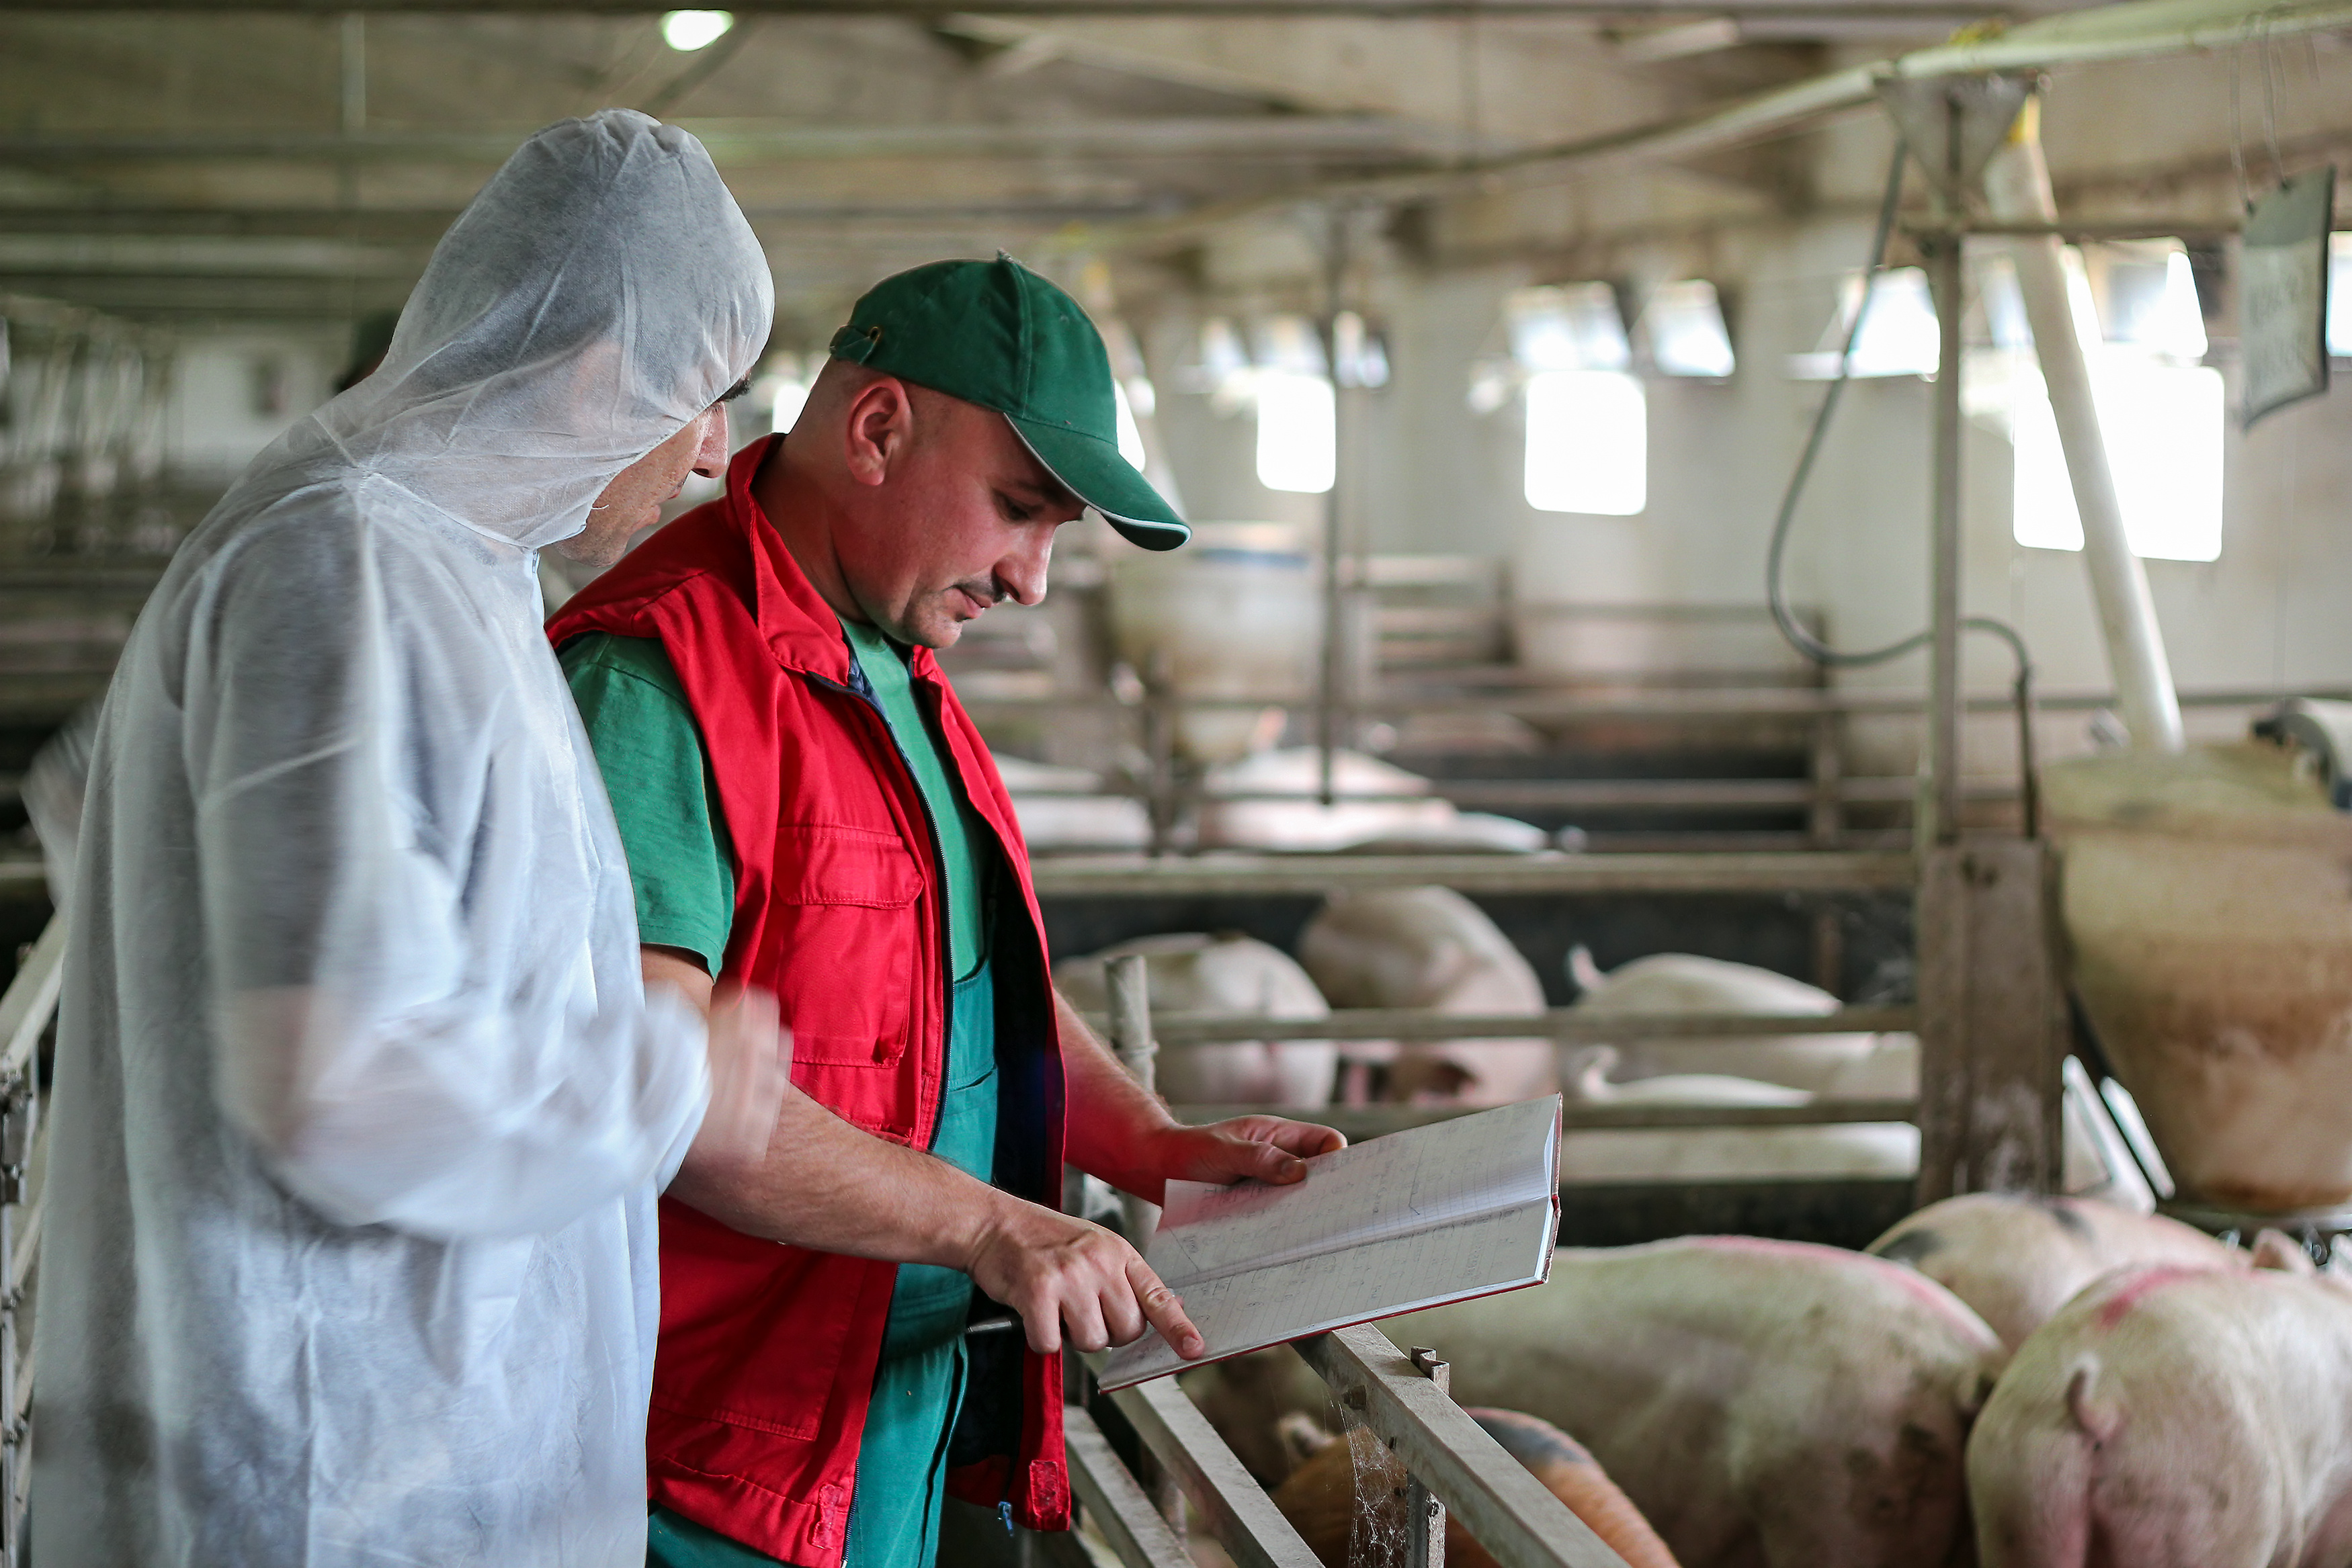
[32,110,773,1566]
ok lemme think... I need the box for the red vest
[548,435,1069,1567]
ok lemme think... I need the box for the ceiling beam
[0,199,1165,238]
[0,0,2023,11]
[1031,0,2352,255]
[0,117,1464,165]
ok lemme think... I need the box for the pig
[1566,948,1878,1094]
[1551,1043,1921,1181]
[1868,1192,2243,1354]
[1968,1235,2352,1568]
[1299,887,1556,1106]
[1273,1407,1681,1568]
[1191,1239,2001,1568]
[1560,1044,1810,1106]
[1384,1239,2001,1568]
[1054,932,1336,1109]
[1556,1124,1919,1182]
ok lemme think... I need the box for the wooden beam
[1099,1373,1322,1568]
[1914,838,2068,1203]
[1173,1098,1918,1135]
[1109,1004,1918,1045]
[1062,1405,1194,1568]
[1292,1328,1630,1568]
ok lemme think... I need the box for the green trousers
[650,962,999,1568]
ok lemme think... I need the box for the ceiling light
[661,10,735,52]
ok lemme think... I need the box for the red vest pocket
[767,824,926,1070]
[653,1198,878,1440]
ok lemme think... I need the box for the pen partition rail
[1070,953,1632,1568]
[0,918,62,1568]
[1089,999,1923,1140]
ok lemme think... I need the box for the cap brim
[1007,414,1189,551]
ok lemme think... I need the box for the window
[1524,369,1646,515]
[1506,284,1630,374]
[2009,362,2225,560]
[1788,267,1942,380]
[2330,234,2352,357]
[1640,280,1736,378]
[1112,378,1149,471]
[1974,242,2225,562]
[1255,372,1335,494]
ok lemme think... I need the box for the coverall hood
[318,109,773,550]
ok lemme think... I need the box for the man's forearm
[1054,988,1186,1199]
[667,1081,1008,1267]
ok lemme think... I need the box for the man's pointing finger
[1126,1258,1204,1360]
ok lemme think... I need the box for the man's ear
[841,376,914,488]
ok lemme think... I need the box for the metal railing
[0,918,62,1568]
[1054,951,1642,1568]
[1068,950,1639,1567]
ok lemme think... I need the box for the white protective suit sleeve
[184,110,773,1239]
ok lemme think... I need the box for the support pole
[1983,95,2184,752]
[1923,97,1966,850]
[1316,205,1353,808]
[1104,954,1161,1250]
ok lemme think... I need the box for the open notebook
[1097,1095,1562,1391]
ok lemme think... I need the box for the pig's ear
[1567,945,1606,995]
[1276,1411,1336,1467]
[1562,1045,1620,1101]
[2065,1358,2122,1444]
[2253,1229,2316,1274]
[1956,1360,2001,1422]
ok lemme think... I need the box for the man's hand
[1136,1115,1348,1205]
[681,986,791,1174]
[963,1195,1205,1360]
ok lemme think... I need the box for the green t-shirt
[838,617,988,982]
[558,625,989,979]
[558,633,735,975]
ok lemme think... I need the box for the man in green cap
[548,257,1343,1568]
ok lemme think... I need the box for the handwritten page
[1097,1095,1560,1390]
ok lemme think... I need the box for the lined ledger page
[1098,1096,1560,1389]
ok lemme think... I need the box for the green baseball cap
[828,255,1189,550]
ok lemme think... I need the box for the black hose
[1763,136,2042,838]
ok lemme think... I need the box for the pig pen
[1037,852,1931,1251]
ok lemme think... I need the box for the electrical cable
[1763,137,2042,836]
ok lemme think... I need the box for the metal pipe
[1982,97,2184,752]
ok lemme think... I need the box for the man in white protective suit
[30,110,792,1566]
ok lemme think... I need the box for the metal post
[1104,954,1160,1250]
[339,13,367,134]
[1923,98,1965,852]
[1316,205,1351,808]
[1808,711,1846,994]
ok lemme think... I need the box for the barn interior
[3,0,2352,1564]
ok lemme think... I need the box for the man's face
[834,386,1086,648]
[554,392,737,568]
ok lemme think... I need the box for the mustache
[953,577,1005,609]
